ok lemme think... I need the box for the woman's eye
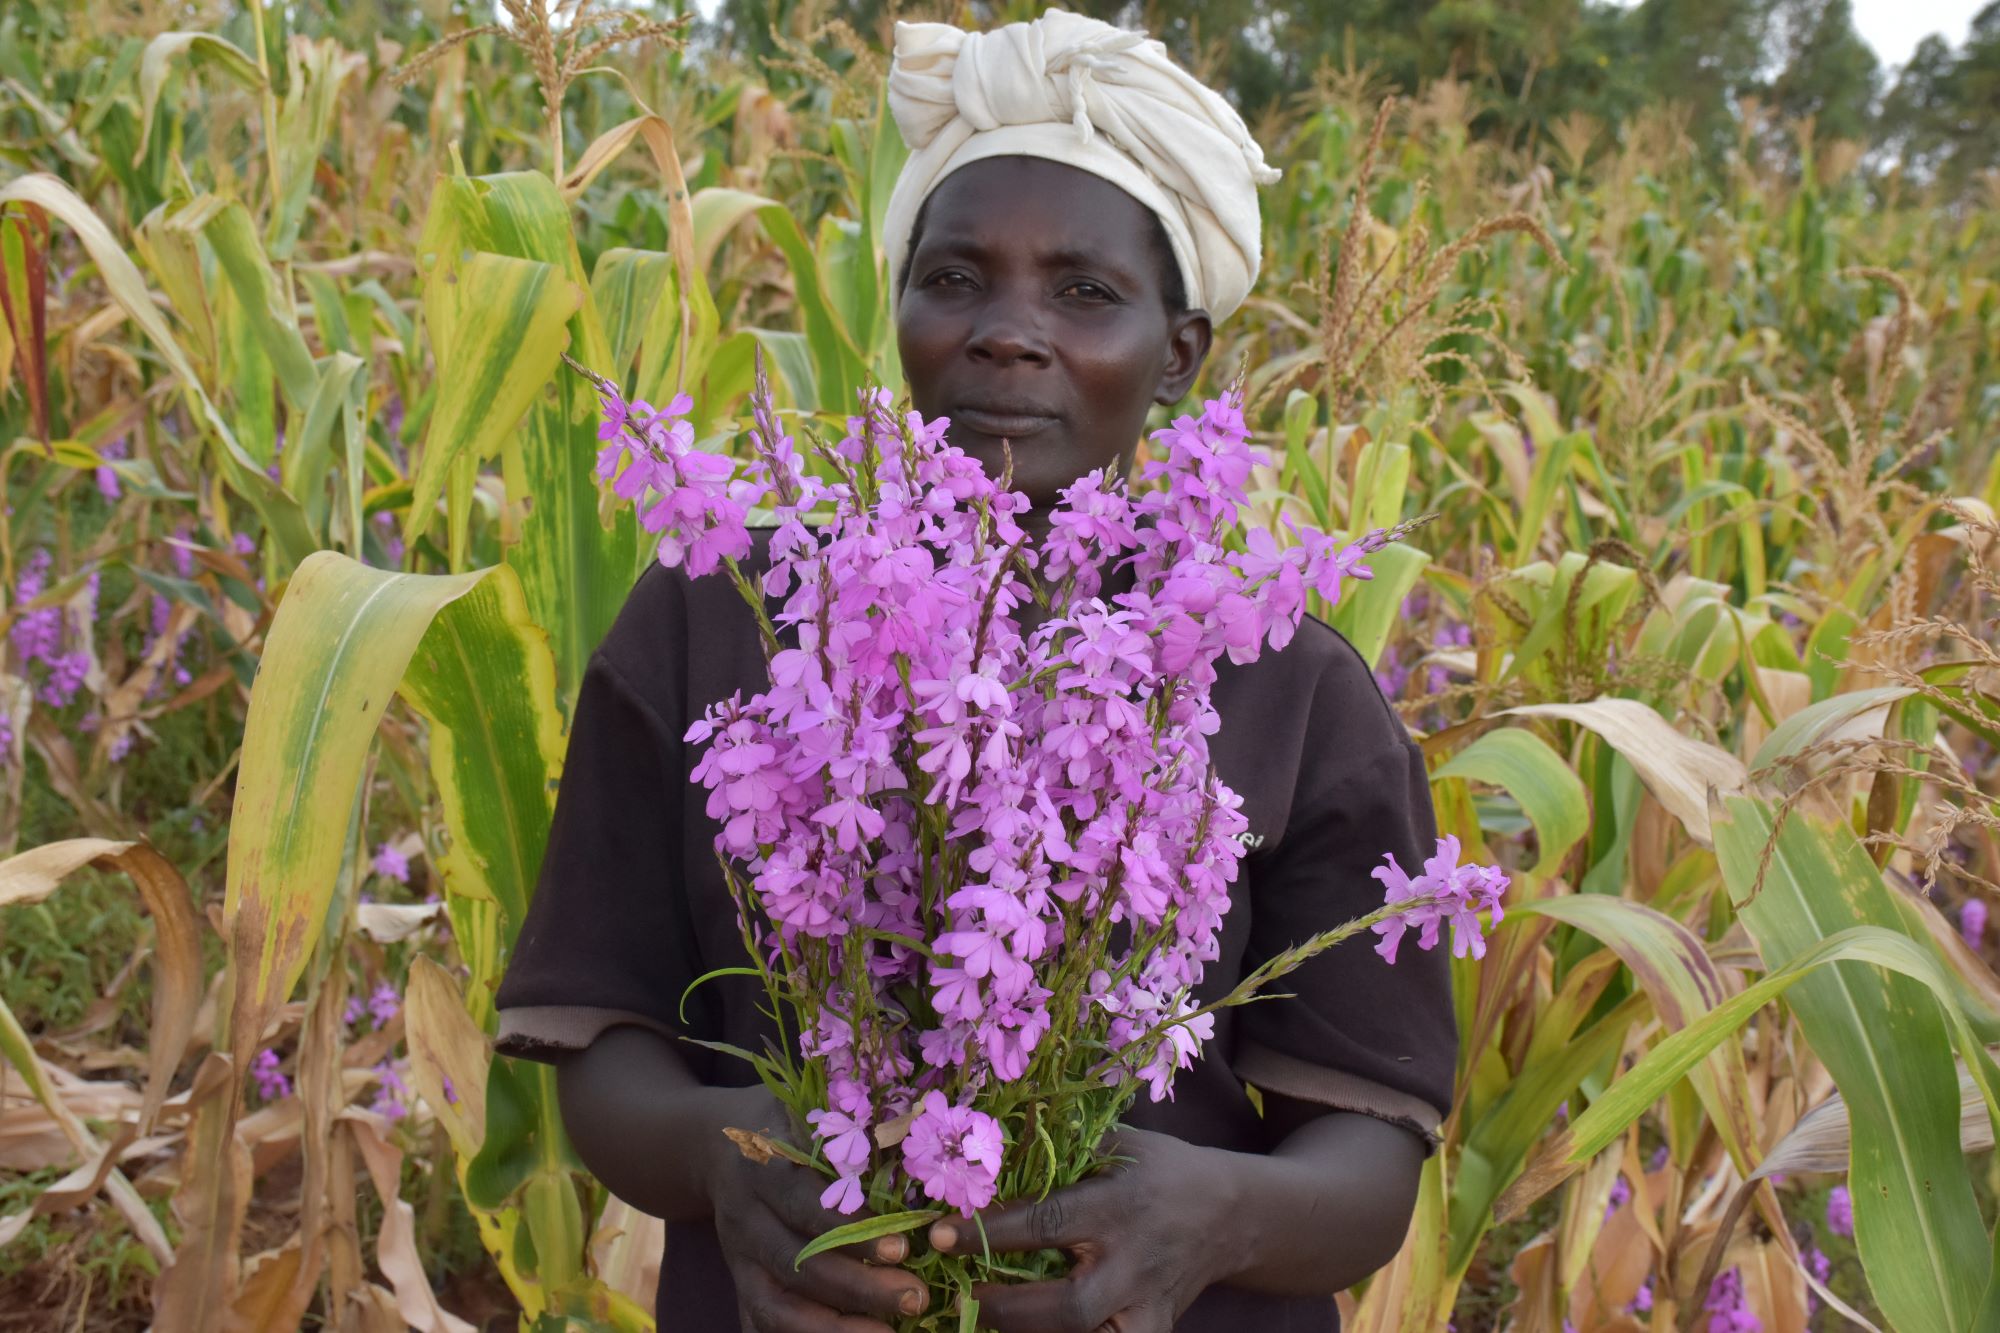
[925,270,973,288]
[1060,280,1114,301]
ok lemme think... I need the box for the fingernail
[874,1234,907,1263]
[900,1288,925,1317]
[930,1221,958,1252]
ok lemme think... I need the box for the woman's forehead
[918,158,1159,272]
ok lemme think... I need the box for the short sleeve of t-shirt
[1227,630,1458,1142]
[493,564,718,1069]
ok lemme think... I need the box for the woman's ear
[1154,310,1214,405]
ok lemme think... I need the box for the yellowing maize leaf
[224,554,487,1084]
[1502,697,1744,843]
[405,249,580,550]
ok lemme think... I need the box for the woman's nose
[966,304,1050,367]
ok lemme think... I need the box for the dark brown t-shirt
[496,541,1457,1331]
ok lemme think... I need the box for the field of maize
[2,1,1999,1330]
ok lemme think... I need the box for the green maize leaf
[1350,437,1409,536]
[397,561,562,939]
[1433,727,1589,877]
[1806,605,1858,701]
[1281,390,1331,526]
[1714,796,1996,1333]
[740,329,818,413]
[300,267,354,355]
[590,246,673,381]
[694,187,867,411]
[1326,540,1429,668]
[1446,991,1650,1276]
[224,554,487,1085]
[214,271,279,465]
[1512,431,1580,562]
[135,31,263,162]
[404,246,580,550]
[449,171,645,709]
[287,349,365,544]
[0,173,317,566]
[267,37,351,260]
[198,196,318,412]
[795,1210,942,1268]
[1504,553,1639,683]
[133,203,217,371]
[1520,896,1763,1174]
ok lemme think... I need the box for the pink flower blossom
[902,1092,1003,1216]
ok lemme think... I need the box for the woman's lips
[954,407,1057,438]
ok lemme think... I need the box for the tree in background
[1877,1,2000,193]
[706,0,1993,193]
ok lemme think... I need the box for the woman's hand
[556,1030,925,1333]
[703,1088,930,1332]
[925,1128,1238,1333]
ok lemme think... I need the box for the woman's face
[896,157,1213,509]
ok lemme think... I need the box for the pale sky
[1848,0,1987,68]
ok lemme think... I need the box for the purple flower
[370,1059,409,1119]
[367,982,399,1030]
[582,369,1503,1236]
[1630,1277,1653,1313]
[1704,1267,1761,1332]
[372,842,411,884]
[9,550,61,665]
[231,532,256,558]
[1826,1184,1853,1238]
[1962,898,1988,950]
[38,652,90,708]
[902,1092,1003,1216]
[94,437,127,502]
[1605,1173,1630,1220]
[1371,836,1509,963]
[343,995,365,1028]
[251,1049,291,1101]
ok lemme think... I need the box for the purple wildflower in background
[343,995,366,1028]
[95,438,127,502]
[1705,1267,1761,1332]
[231,532,255,558]
[1374,643,1409,698]
[1605,1173,1631,1221]
[1630,1278,1653,1313]
[0,713,12,766]
[372,841,411,884]
[1648,1145,1669,1171]
[38,652,89,708]
[10,550,61,664]
[250,1049,291,1101]
[367,982,400,1030]
[441,1074,457,1105]
[370,1059,409,1120]
[1826,1184,1854,1237]
[169,532,195,579]
[372,511,405,565]
[1962,898,1988,950]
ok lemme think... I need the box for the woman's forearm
[1208,1107,1426,1297]
[554,1024,774,1225]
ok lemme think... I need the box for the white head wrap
[883,8,1280,325]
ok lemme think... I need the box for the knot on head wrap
[884,7,1280,325]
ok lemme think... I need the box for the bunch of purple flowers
[583,357,1505,1319]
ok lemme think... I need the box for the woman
[495,11,1455,1331]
